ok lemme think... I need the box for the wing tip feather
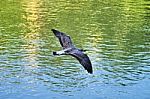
[51,29,58,34]
[86,66,93,74]
[88,70,93,74]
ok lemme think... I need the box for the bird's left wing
[52,29,74,49]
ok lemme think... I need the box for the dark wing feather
[52,29,74,49]
[69,49,93,74]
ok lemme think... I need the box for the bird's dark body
[52,29,93,74]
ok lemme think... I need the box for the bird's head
[80,49,87,52]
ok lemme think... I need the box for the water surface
[0,0,150,99]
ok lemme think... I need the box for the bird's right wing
[70,50,93,74]
[52,29,74,49]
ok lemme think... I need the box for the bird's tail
[53,52,59,55]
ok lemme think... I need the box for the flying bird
[52,29,93,74]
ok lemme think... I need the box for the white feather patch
[56,50,65,55]
[56,48,72,55]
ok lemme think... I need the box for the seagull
[52,29,93,74]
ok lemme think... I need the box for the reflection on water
[0,0,150,99]
[22,0,43,69]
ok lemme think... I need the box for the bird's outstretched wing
[69,49,93,74]
[52,29,74,49]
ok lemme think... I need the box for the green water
[0,0,150,99]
